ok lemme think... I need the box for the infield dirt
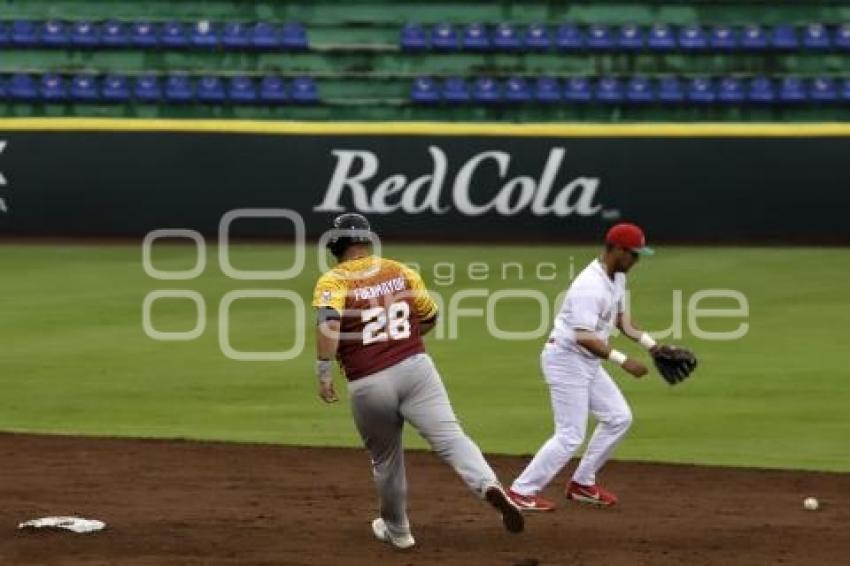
[1,433,847,565]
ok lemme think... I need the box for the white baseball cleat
[371,518,415,550]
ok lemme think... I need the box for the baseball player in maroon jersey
[313,213,523,549]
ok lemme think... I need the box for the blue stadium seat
[400,23,428,51]
[8,73,38,101]
[779,77,807,103]
[197,75,226,103]
[442,76,470,103]
[841,78,850,101]
[747,76,775,103]
[534,76,561,103]
[657,76,684,103]
[282,22,308,50]
[41,20,69,48]
[40,73,68,102]
[710,25,738,50]
[411,76,440,103]
[564,76,592,103]
[802,23,830,50]
[11,20,39,47]
[679,25,708,50]
[259,75,287,104]
[101,74,130,102]
[191,20,219,49]
[837,24,850,50]
[648,24,675,51]
[164,74,194,103]
[251,22,280,50]
[131,22,159,48]
[687,77,715,103]
[626,76,653,103]
[618,24,644,50]
[71,21,100,48]
[771,24,798,50]
[555,23,583,51]
[228,76,257,103]
[101,20,130,47]
[525,23,550,50]
[586,24,614,50]
[472,77,501,103]
[810,77,838,102]
[741,25,768,50]
[0,22,8,47]
[493,23,522,51]
[161,22,189,49]
[222,22,250,49]
[717,77,744,103]
[504,76,531,102]
[290,76,319,103]
[463,23,490,51]
[134,74,162,102]
[595,77,623,103]
[431,23,460,51]
[70,74,99,102]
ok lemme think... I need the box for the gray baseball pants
[347,353,499,537]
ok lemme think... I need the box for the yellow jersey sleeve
[399,264,438,321]
[312,271,347,315]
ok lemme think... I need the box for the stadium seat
[525,23,551,50]
[259,75,287,104]
[771,24,798,50]
[40,73,68,102]
[595,77,624,103]
[493,23,522,51]
[778,77,807,103]
[626,76,653,103]
[282,22,308,50]
[657,76,684,103]
[688,77,715,103]
[251,22,280,50]
[400,23,428,51]
[802,23,830,50]
[741,25,768,50]
[222,22,250,49]
[717,77,745,103]
[131,22,159,48]
[71,21,100,48]
[70,74,99,102]
[228,76,258,103]
[836,24,850,50]
[41,20,69,48]
[102,20,131,47]
[555,23,583,51]
[11,20,39,47]
[290,76,319,103]
[679,25,708,50]
[0,22,8,47]
[442,76,470,103]
[191,20,219,49]
[161,22,189,49]
[648,24,675,51]
[710,25,738,50]
[810,77,838,102]
[164,74,194,103]
[134,74,162,102]
[8,73,38,101]
[747,76,775,103]
[564,76,592,103]
[411,76,440,103]
[101,74,130,102]
[431,23,460,51]
[841,78,850,101]
[472,77,501,103]
[504,76,531,102]
[618,24,644,50]
[463,23,490,51]
[197,75,227,103]
[534,76,561,103]
[586,24,614,50]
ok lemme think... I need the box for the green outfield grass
[1,243,848,472]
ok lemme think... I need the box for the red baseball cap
[605,223,654,256]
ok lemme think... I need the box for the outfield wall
[1,119,849,243]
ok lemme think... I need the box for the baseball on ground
[803,497,819,511]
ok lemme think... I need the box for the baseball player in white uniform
[507,223,658,511]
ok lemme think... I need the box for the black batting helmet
[326,213,373,258]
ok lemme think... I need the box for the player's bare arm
[316,313,341,404]
[575,330,648,378]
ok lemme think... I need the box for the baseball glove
[650,345,697,385]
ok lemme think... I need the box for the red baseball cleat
[565,481,618,506]
[507,489,556,512]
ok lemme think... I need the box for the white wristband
[638,332,657,350]
[608,349,627,365]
